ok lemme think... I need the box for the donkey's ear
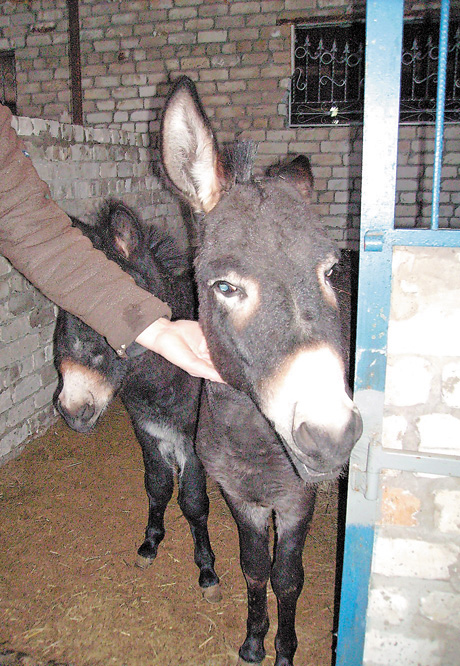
[267,155,314,201]
[161,76,227,213]
[107,202,143,260]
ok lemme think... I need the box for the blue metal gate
[335,1,460,663]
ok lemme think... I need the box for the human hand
[135,318,225,383]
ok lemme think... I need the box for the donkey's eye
[214,280,239,297]
[325,264,337,280]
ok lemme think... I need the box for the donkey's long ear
[161,76,226,213]
[267,155,314,202]
[107,201,143,260]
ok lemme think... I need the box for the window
[400,21,460,123]
[290,20,460,126]
[0,51,17,115]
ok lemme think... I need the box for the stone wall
[1,0,458,243]
[0,114,182,462]
[363,246,460,666]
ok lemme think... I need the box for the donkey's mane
[81,199,190,277]
[147,226,191,276]
[223,140,259,184]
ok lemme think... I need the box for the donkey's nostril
[293,423,329,471]
[294,421,316,451]
[77,402,96,422]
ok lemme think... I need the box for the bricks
[368,587,409,625]
[420,591,460,628]
[442,362,460,408]
[418,414,460,454]
[381,487,421,527]
[434,490,460,533]
[198,30,227,43]
[382,414,407,449]
[385,356,433,407]
[364,629,441,666]
[374,537,459,580]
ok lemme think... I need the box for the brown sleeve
[0,104,172,354]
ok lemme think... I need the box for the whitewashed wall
[363,246,460,666]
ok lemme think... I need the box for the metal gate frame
[335,1,460,664]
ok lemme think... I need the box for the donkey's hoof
[202,582,222,603]
[236,658,263,666]
[135,553,155,569]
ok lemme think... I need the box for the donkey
[160,77,363,666]
[53,200,221,602]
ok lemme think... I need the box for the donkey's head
[161,76,362,482]
[54,312,126,433]
[54,201,187,433]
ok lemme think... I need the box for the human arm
[0,103,172,354]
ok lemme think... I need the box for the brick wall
[1,0,458,242]
[0,254,56,461]
[0,114,182,462]
[364,247,460,666]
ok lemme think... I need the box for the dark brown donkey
[160,77,363,666]
[53,201,221,602]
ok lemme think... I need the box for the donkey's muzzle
[55,397,98,433]
[55,359,115,433]
[292,406,363,477]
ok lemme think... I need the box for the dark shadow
[331,247,359,666]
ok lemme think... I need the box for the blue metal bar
[363,228,460,248]
[365,444,460,501]
[335,1,404,663]
[431,0,451,230]
[335,525,375,662]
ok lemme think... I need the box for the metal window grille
[290,21,460,126]
[0,51,17,115]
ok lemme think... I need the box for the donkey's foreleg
[238,522,272,665]
[136,441,174,568]
[178,451,221,601]
[224,497,272,665]
[270,507,315,666]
